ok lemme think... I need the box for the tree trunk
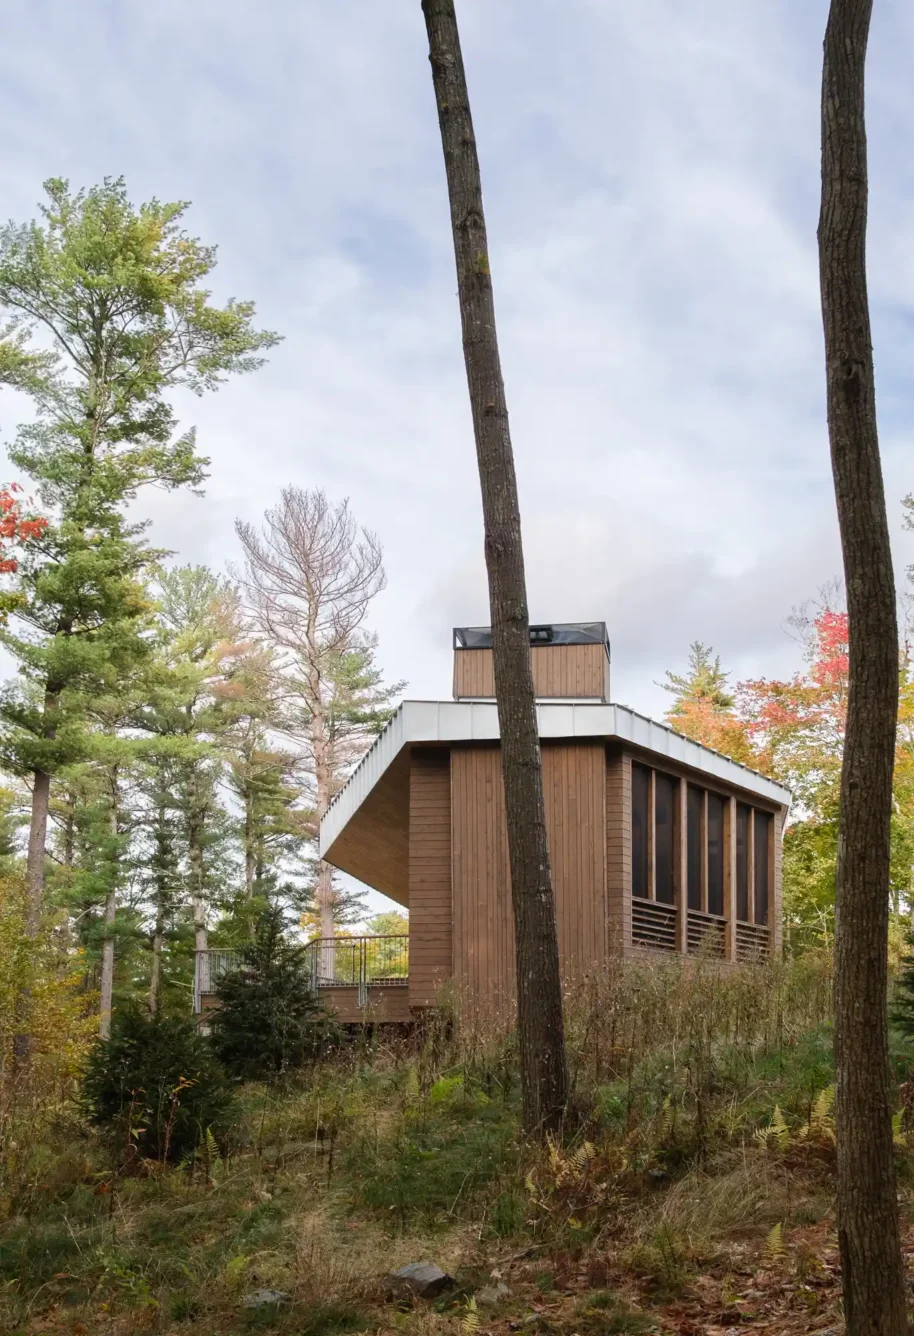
[149,913,164,1015]
[15,761,54,1068]
[308,647,338,981]
[317,862,335,938]
[818,1,907,1331]
[149,798,168,1014]
[188,778,209,954]
[422,0,568,1135]
[310,661,336,937]
[25,768,51,937]
[244,784,256,898]
[99,790,119,1040]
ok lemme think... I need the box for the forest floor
[4,1035,912,1336]
[4,955,909,1335]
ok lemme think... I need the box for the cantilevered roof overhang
[319,700,792,906]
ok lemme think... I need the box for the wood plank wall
[453,643,608,700]
[451,746,514,1012]
[408,749,453,1008]
[542,742,607,978]
[605,748,631,954]
[450,742,608,1012]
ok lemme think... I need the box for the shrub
[0,873,96,1207]
[82,1006,233,1163]
[209,906,339,1081]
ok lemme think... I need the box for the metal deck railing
[193,948,240,1012]
[193,934,409,1013]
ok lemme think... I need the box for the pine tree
[209,905,337,1081]
[0,177,279,955]
[143,566,245,958]
[660,643,756,764]
[891,932,914,1040]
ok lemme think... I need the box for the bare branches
[236,487,395,936]
[236,488,384,669]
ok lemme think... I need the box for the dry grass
[2,950,902,1336]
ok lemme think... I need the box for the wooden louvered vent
[631,898,677,951]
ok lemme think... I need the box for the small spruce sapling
[209,905,338,1081]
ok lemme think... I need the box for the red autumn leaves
[0,482,48,574]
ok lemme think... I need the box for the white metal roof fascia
[319,699,791,857]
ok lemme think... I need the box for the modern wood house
[194,622,790,1022]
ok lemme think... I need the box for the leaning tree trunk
[818,1,907,1331]
[422,0,568,1135]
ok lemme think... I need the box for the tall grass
[0,949,863,1335]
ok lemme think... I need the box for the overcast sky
[3,1,914,911]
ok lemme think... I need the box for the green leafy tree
[0,176,279,948]
[209,906,337,1081]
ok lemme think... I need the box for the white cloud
[2,0,914,730]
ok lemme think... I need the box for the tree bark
[25,768,52,937]
[309,640,336,939]
[422,0,568,1135]
[149,797,169,1014]
[149,913,164,1015]
[188,774,209,955]
[244,784,256,898]
[818,2,908,1331]
[99,788,119,1040]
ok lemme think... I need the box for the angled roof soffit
[319,700,792,859]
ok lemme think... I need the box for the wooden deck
[194,935,412,1026]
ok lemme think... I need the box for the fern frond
[764,1222,785,1264]
[461,1297,480,1336]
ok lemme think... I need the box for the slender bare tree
[421,0,568,1134]
[818,1,907,1331]
[236,488,397,945]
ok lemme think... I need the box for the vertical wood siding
[541,742,607,979]
[450,742,608,1011]
[606,748,631,953]
[453,644,608,700]
[450,746,515,1012]
[408,749,453,1008]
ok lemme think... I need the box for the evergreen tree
[660,642,756,764]
[209,905,337,1081]
[0,177,278,951]
[891,933,914,1041]
[142,566,245,958]
[83,1005,233,1163]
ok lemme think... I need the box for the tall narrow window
[736,804,750,922]
[754,810,771,924]
[632,764,650,899]
[687,786,703,909]
[654,772,676,905]
[706,792,725,915]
